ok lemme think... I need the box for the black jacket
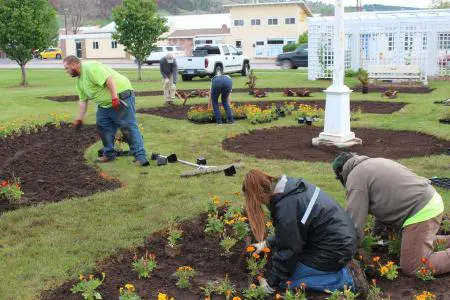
[266,177,357,288]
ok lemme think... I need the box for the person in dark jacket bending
[242,169,368,296]
[159,53,177,105]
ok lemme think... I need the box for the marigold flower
[226,290,232,296]
[421,257,427,264]
[79,274,84,281]
[89,274,94,280]
[246,245,256,253]
[372,256,380,263]
[300,282,306,288]
[119,287,123,294]
[262,247,271,253]
[205,297,210,300]
[232,297,242,300]
[125,283,135,291]
[275,294,283,299]
[252,253,260,259]
[287,280,292,286]
[158,292,169,300]
[1,180,7,187]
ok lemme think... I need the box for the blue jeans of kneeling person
[96,92,147,163]
[280,262,354,293]
[211,75,234,124]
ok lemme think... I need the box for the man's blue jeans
[282,262,354,293]
[210,75,234,124]
[96,92,147,162]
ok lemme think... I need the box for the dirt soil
[42,85,432,102]
[222,127,450,162]
[137,100,407,121]
[0,125,120,214]
[42,213,450,300]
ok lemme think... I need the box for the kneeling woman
[242,169,367,296]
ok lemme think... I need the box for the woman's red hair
[243,169,277,242]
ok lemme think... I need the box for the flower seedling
[119,283,141,300]
[367,279,386,300]
[70,272,105,300]
[242,283,268,300]
[415,291,436,300]
[246,246,270,276]
[175,266,195,289]
[416,257,435,281]
[132,251,157,279]
[167,224,183,248]
[205,214,224,235]
[0,178,24,202]
[157,292,174,300]
[215,274,236,300]
[266,220,275,236]
[283,282,307,300]
[325,285,358,300]
[220,236,237,254]
[434,238,447,252]
[372,257,398,280]
[440,218,450,234]
[387,232,401,259]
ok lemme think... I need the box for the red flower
[1,181,7,187]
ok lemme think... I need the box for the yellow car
[39,48,62,59]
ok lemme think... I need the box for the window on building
[235,40,242,48]
[404,34,413,51]
[166,46,174,51]
[93,41,99,49]
[439,33,450,49]
[251,19,261,26]
[285,17,296,25]
[388,33,394,51]
[234,19,244,26]
[111,41,117,49]
[268,18,278,25]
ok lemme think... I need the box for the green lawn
[0,68,448,299]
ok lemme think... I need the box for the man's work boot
[133,159,150,167]
[96,156,115,163]
[347,259,369,298]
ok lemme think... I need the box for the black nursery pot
[305,117,313,125]
[167,153,178,163]
[224,165,236,176]
[439,118,450,124]
[297,117,306,124]
[196,157,207,165]
[157,156,167,166]
[98,149,104,157]
[151,152,160,160]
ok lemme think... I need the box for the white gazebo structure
[308,9,450,81]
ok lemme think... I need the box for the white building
[308,9,450,80]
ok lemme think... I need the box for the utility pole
[64,8,69,35]
[356,0,362,12]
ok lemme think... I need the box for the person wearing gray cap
[159,53,177,105]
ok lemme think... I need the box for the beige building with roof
[223,1,312,60]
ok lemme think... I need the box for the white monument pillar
[312,0,361,148]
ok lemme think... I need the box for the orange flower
[300,282,307,288]
[421,257,427,265]
[372,256,380,263]
[246,245,256,253]
[262,247,271,253]
[287,280,292,286]
[372,279,377,285]
[1,180,8,187]
[226,290,231,296]
[275,294,283,299]
[252,253,260,259]
[232,297,242,300]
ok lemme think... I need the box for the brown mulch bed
[222,127,450,162]
[137,100,407,120]
[0,125,120,214]
[41,85,432,102]
[42,212,450,300]
[353,84,433,93]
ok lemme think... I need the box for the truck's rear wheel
[181,75,193,81]
[241,61,250,76]
[213,65,223,77]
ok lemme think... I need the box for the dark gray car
[275,44,308,69]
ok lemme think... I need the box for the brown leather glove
[73,119,83,130]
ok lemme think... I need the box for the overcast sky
[319,0,433,8]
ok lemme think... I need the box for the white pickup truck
[176,44,250,81]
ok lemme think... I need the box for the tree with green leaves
[430,0,450,8]
[112,0,169,80]
[0,0,58,86]
[298,31,308,45]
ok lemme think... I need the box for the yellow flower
[79,274,84,281]
[250,284,257,289]
[125,283,135,292]
[226,289,232,296]
[212,195,220,205]
[119,287,123,294]
[158,292,169,300]
[89,274,94,280]
[266,221,273,227]
[233,297,242,300]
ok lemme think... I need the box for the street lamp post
[312,0,361,148]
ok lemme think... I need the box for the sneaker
[347,259,369,298]
[134,159,150,167]
[96,156,115,163]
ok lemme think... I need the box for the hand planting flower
[70,272,105,300]
[175,266,195,289]
[119,283,141,300]
[132,251,157,279]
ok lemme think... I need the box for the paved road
[0,58,282,70]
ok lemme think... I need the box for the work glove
[164,78,170,84]
[250,240,268,254]
[258,276,275,294]
[73,119,83,130]
[112,97,121,111]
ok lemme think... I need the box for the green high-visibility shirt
[76,60,133,108]
[403,192,444,228]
